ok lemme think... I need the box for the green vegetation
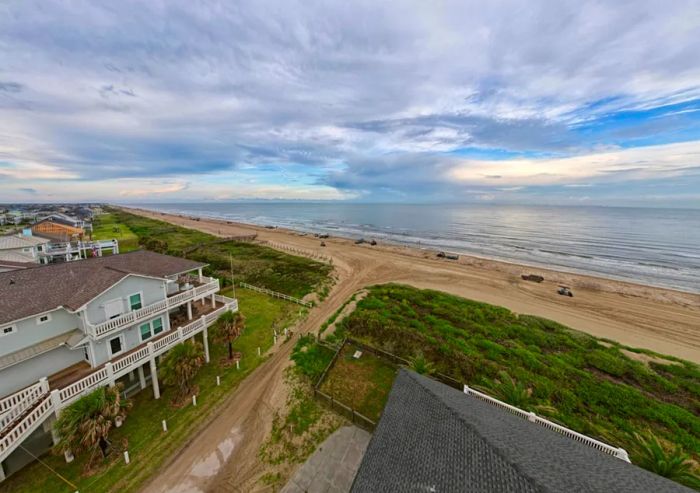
[102,208,332,298]
[53,384,131,470]
[91,213,139,252]
[319,343,397,422]
[258,336,343,489]
[159,342,205,401]
[629,432,700,488]
[331,283,700,487]
[1,289,298,493]
[213,311,246,361]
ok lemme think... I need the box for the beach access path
[128,207,700,493]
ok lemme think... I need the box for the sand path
[130,207,700,493]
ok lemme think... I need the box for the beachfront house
[0,250,238,480]
[0,233,51,265]
[351,370,691,492]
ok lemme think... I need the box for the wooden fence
[262,241,332,264]
[312,338,377,431]
[238,282,313,307]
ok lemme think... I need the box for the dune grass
[0,290,297,493]
[91,213,139,252]
[327,283,700,486]
[105,208,332,298]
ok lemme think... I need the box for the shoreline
[126,204,699,296]
[120,206,700,363]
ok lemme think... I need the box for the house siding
[89,314,168,366]
[0,346,84,396]
[84,275,167,326]
[0,309,80,357]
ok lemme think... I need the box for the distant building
[0,251,237,480]
[0,233,51,264]
[31,218,85,242]
[351,370,691,492]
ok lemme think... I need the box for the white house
[0,250,237,480]
[0,233,51,265]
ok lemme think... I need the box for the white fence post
[216,376,221,386]
[192,395,197,406]
[123,450,130,464]
[162,420,168,432]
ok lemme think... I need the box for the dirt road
[133,208,700,493]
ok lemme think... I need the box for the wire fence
[261,240,332,264]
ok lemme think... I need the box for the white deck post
[0,461,5,482]
[137,365,146,389]
[187,301,193,320]
[202,316,210,363]
[198,267,203,282]
[105,363,115,387]
[50,389,62,417]
[147,342,160,400]
[211,294,216,308]
[39,376,50,393]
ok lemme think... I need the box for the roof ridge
[403,370,547,492]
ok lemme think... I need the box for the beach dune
[125,207,700,364]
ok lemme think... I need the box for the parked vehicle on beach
[558,286,574,297]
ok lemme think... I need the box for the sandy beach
[126,206,700,362]
[126,206,700,493]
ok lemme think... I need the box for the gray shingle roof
[351,369,692,493]
[0,250,206,325]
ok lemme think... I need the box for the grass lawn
[91,213,139,252]
[0,290,298,493]
[319,343,397,422]
[328,283,700,486]
[105,208,332,298]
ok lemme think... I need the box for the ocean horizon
[129,202,700,294]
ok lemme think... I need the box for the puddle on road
[189,427,244,479]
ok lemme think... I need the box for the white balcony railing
[463,385,630,462]
[0,296,237,464]
[86,277,220,339]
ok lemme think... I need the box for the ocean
[131,202,700,293]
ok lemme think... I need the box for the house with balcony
[0,233,51,265]
[0,250,237,480]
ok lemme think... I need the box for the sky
[1,0,699,207]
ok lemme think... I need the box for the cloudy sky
[1,0,699,206]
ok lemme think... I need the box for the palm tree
[409,352,436,375]
[215,311,246,360]
[160,341,205,399]
[629,432,700,488]
[53,383,131,467]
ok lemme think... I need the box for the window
[129,293,142,311]
[140,322,152,341]
[37,314,52,325]
[1,325,16,336]
[108,336,123,356]
[139,318,164,341]
[152,318,164,335]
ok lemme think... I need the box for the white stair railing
[0,297,237,464]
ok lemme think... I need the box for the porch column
[187,301,193,320]
[211,294,216,308]
[0,461,5,482]
[202,316,210,363]
[137,365,146,389]
[198,267,203,282]
[147,342,160,399]
[105,362,115,387]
